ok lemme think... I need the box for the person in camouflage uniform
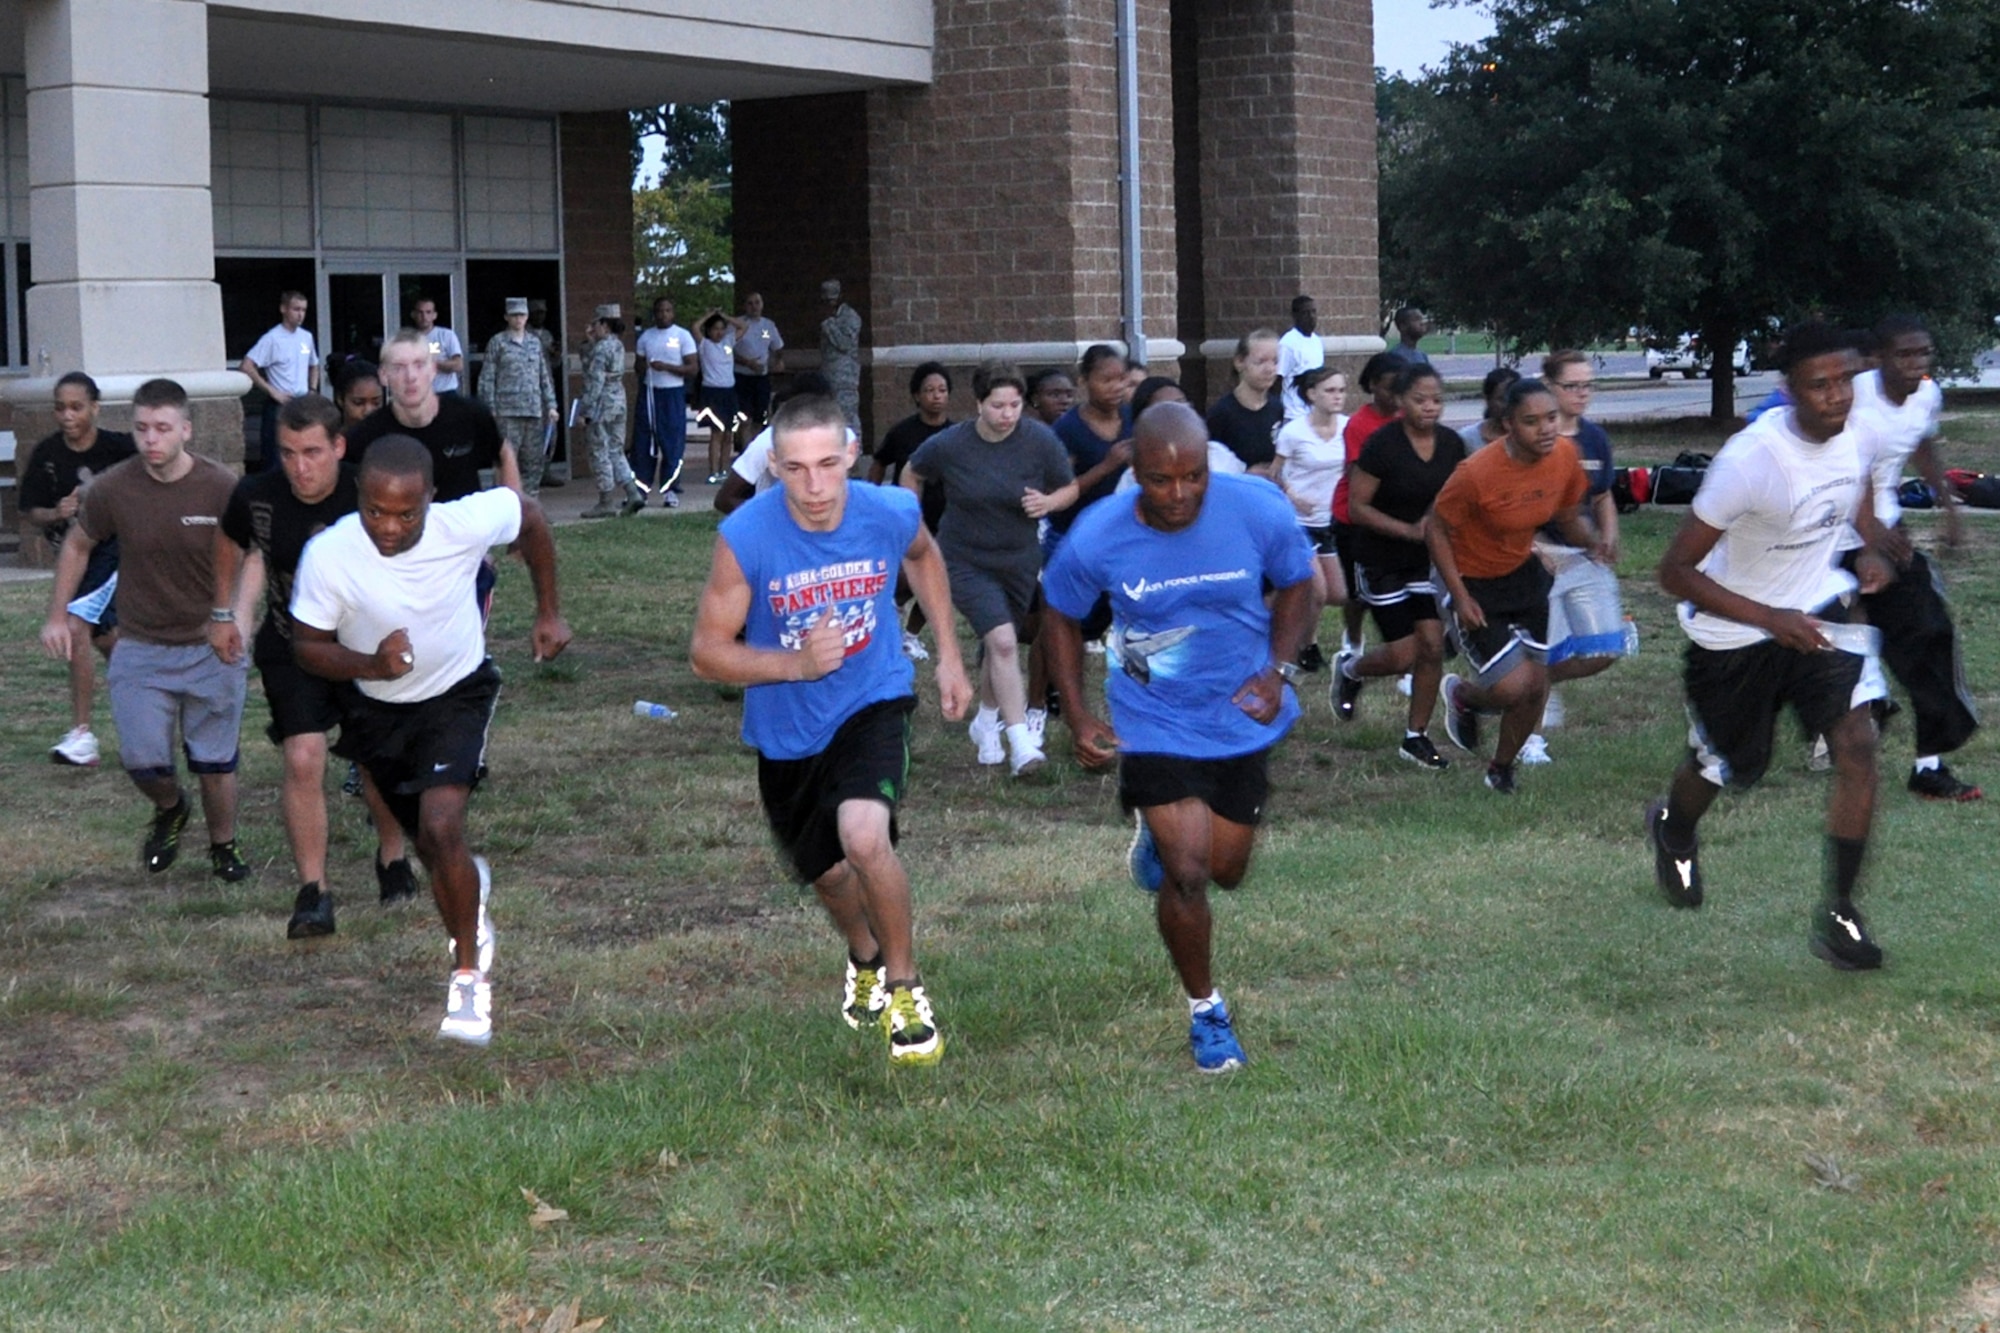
[478,297,559,494]
[819,278,863,435]
[578,304,645,519]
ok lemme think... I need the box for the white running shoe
[1519,733,1552,765]
[969,710,1005,765]
[1084,638,1106,656]
[1006,724,1046,777]
[50,726,100,767]
[449,856,497,975]
[438,969,492,1046]
[1395,673,1414,698]
[901,631,930,662]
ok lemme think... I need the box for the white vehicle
[1647,334,1754,379]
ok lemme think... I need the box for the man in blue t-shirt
[691,393,971,1067]
[1043,401,1316,1074]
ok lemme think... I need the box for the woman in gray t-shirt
[904,361,1076,776]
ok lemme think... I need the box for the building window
[462,116,559,253]
[210,101,313,251]
[318,107,458,252]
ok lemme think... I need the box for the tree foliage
[630,102,732,315]
[1380,0,2000,412]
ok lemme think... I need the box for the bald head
[1133,400,1208,466]
[1129,400,1211,533]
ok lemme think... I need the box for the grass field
[4,435,2000,1329]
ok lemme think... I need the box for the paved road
[1428,353,1774,426]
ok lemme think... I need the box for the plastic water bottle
[1621,616,1641,656]
[633,700,677,720]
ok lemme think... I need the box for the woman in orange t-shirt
[1426,378,1599,794]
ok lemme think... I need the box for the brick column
[559,110,636,482]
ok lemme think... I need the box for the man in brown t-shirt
[39,378,252,881]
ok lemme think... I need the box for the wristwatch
[210,608,235,623]
[1273,661,1303,685]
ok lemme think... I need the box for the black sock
[1660,805,1698,852]
[1827,835,1867,903]
[849,950,884,971]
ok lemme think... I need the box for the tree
[1381,0,2000,415]
[630,102,732,315]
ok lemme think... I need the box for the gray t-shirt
[908,417,1073,564]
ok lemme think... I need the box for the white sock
[1189,989,1222,1016]
[974,705,1000,727]
[1915,755,1941,772]
[1340,657,1361,682]
[1406,729,1424,740]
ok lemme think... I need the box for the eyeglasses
[1555,380,1595,392]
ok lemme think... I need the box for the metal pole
[1116,0,1146,366]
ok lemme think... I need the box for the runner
[291,436,572,1044]
[1044,401,1315,1073]
[690,393,972,1066]
[1647,323,1894,970]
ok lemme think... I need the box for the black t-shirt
[20,429,137,544]
[875,412,952,532]
[1206,392,1284,470]
[343,395,503,501]
[221,464,361,660]
[1350,422,1468,574]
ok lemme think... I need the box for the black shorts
[332,659,500,815]
[740,374,773,421]
[757,697,914,884]
[1302,524,1338,557]
[257,649,345,745]
[1454,561,1553,682]
[1118,747,1272,827]
[1356,562,1438,642]
[1683,602,1878,790]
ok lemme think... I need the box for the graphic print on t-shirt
[1105,563,1256,685]
[766,558,892,655]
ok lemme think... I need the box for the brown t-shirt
[1432,438,1589,579]
[76,454,238,645]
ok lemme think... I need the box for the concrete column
[5,0,247,463]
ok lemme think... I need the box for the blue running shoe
[1189,998,1246,1073]
[1126,811,1165,894]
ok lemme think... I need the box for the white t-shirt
[424,326,465,394]
[1276,327,1325,420]
[1273,413,1348,528]
[732,424,859,494]
[247,323,319,397]
[636,325,698,389]
[291,488,523,703]
[1680,409,1864,651]
[698,335,736,388]
[1847,369,1942,529]
[738,316,784,374]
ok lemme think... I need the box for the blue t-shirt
[1044,473,1313,759]
[1542,417,1614,543]
[1049,404,1133,534]
[720,482,922,760]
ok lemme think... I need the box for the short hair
[54,370,100,403]
[1481,366,1522,402]
[1130,375,1186,417]
[1390,361,1442,397]
[132,378,188,413]
[332,359,380,397]
[277,392,343,439]
[358,434,434,488]
[1501,377,1556,418]
[1291,294,1316,314]
[1874,313,1929,345]
[1778,322,1855,374]
[1394,305,1424,325]
[908,361,952,396]
[1542,349,1588,379]
[1293,364,1343,399]
[653,295,674,309]
[383,327,429,357]
[700,312,727,336]
[279,290,308,306]
[1078,343,1128,379]
[973,360,1028,402]
[769,393,850,454]
[1359,351,1408,392]
[1026,366,1073,398]
[1233,328,1279,362]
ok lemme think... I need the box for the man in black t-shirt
[19,371,136,766]
[343,327,519,501]
[212,395,415,939]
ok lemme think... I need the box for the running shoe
[1331,648,1364,722]
[1807,735,1832,772]
[1483,761,1517,795]
[143,795,191,874]
[1442,673,1480,754]
[286,881,336,939]
[1397,734,1448,771]
[1810,899,1883,971]
[1025,708,1047,743]
[882,983,943,1065]
[1126,811,1165,894]
[705,470,730,485]
[376,855,419,904]
[901,631,929,661]
[1645,797,1703,909]
[842,957,887,1030]
[663,490,681,509]
[1518,733,1552,765]
[50,726,100,767]
[1296,642,1327,673]
[1189,998,1246,1073]
[969,711,1005,766]
[1008,735,1046,778]
[438,969,493,1046]
[210,840,252,883]
[1395,673,1413,697]
[341,762,365,797]
[1908,764,1982,802]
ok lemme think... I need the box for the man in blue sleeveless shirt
[692,394,972,1066]
[1043,401,1316,1073]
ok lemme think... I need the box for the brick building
[1,0,1377,552]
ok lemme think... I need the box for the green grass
[2,463,1999,1329]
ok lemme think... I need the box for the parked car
[1646,333,1754,379]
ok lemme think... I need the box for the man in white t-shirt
[1649,323,1894,971]
[1275,295,1324,420]
[291,436,571,1047]
[1844,314,1980,802]
[240,290,321,472]
[734,291,785,433]
[412,298,466,395]
[632,296,700,506]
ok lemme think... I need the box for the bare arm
[901,464,928,501]
[900,525,970,719]
[1048,604,1119,768]
[1232,575,1316,723]
[1424,503,1479,629]
[713,472,756,516]
[1022,481,1079,519]
[239,356,285,402]
[690,536,847,685]
[494,441,524,494]
[207,533,263,665]
[1912,437,1963,550]
[38,525,98,658]
[1658,513,1829,652]
[1591,490,1620,564]
[293,620,415,683]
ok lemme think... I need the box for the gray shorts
[106,640,250,781]
[946,553,1038,639]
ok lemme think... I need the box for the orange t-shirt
[1432,438,1589,579]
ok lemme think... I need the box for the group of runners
[27,306,1979,1072]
